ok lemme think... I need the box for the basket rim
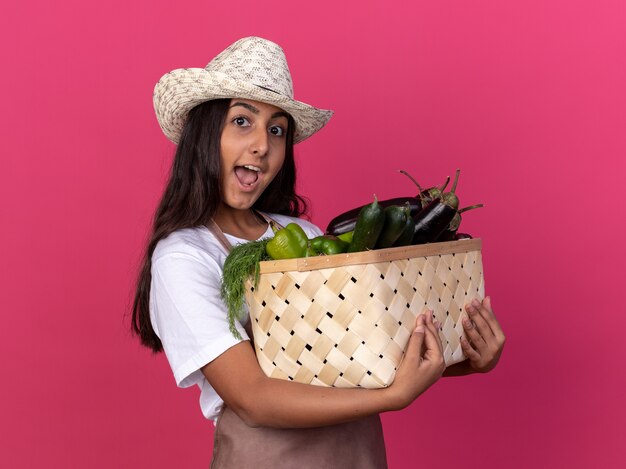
[258,238,482,274]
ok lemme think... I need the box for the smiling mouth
[234,165,261,187]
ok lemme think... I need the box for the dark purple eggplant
[436,204,484,241]
[412,199,458,244]
[440,231,473,241]
[441,169,460,209]
[436,229,457,242]
[326,196,422,235]
[432,169,461,242]
[399,170,450,208]
[326,169,445,236]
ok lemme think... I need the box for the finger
[462,313,487,352]
[479,296,506,341]
[414,312,424,329]
[467,301,494,342]
[423,310,444,356]
[405,315,426,362]
[422,319,444,361]
[424,310,437,335]
[460,336,481,361]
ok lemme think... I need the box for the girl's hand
[460,296,505,373]
[389,312,446,409]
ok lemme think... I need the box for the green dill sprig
[220,238,271,339]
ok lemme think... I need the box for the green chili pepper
[311,235,349,255]
[266,223,309,260]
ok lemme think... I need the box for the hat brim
[153,68,333,144]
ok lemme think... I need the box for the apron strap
[256,211,285,231]
[207,219,234,253]
[206,211,284,254]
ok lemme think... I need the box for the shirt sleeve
[150,252,248,388]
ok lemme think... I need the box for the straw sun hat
[153,36,334,144]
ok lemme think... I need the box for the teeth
[243,165,261,172]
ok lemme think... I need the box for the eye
[269,125,285,137]
[233,116,250,127]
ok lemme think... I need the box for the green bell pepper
[266,223,309,260]
[310,235,349,255]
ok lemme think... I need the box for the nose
[249,126,269,157]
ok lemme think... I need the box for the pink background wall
[2,0,624,467]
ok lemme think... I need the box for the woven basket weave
[244,238,484,388]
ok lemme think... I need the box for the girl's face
[219,99,289,212]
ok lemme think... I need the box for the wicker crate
[244,238,484,388]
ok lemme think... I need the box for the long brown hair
[131,99,305,352]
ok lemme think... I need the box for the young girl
[132,37,505,468]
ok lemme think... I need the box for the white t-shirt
[149,213,323,422]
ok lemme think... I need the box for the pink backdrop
[2,0,625,467]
